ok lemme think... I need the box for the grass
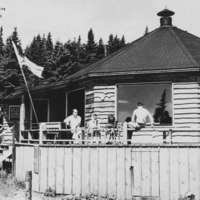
[0,170,25,199]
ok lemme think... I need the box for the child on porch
[106,114,118,144]
[88,113,101,143]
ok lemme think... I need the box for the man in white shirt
[64,109,82,141]
[129,102,154,130]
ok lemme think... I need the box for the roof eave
[87,67,200,77]
[2,67,200,101]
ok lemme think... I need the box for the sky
[1,0,200,49]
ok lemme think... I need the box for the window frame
[9,105,20,120]
[116,82,173,127]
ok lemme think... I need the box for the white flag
[22,57,44,78]
[12,41,24,66]
[12,41,44,78]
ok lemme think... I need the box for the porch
[18,121,200,145]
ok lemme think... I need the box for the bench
[40,122,61,143]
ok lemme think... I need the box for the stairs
[0,121,14,164]
[0,144,12,163]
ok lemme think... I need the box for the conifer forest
[0,27,126,96]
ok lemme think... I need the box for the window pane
[118,83,172,125]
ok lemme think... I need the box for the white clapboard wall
[85,82,200,127]
[85,85,116,125]
[16,145,200,200]
[173,82,200,128]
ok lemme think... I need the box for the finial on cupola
[157,8,175,27]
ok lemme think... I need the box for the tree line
[0,27,126,95]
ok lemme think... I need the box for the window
[117,83,172,126]
[9,105,20,120]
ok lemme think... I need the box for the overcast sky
[1,0,200,49]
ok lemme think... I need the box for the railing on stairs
[0,124,14,170]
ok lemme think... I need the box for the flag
[12,41,24,66]
[22,57,44,78]
[12,41,44,78]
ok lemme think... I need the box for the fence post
[169,129,173,144]
[25,171,32,200]
[39,123,43,144]
[163,131,167,144]
[12,125,16,177]
[123,122,128,144]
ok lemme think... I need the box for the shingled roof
[69,9,200,80]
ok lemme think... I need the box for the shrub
[44,187,56,197]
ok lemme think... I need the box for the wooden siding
[85,82,200,128]
[173,82,200,128]
[85,86,116,125]
[16,145,200,200]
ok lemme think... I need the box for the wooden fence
[15,144,200,200]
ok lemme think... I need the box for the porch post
[65,92,68,118]
[19,95,25,142]
[123,122,128,144]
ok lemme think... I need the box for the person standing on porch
[129,102,154,130]
[64,109,82,142]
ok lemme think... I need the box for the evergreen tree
[11,27,23,54]
[108,34,114,54]
[46,32,53,52]
[0,26,4,56]
[96,38,105,59]
[85,28,98,64]
[144,26,149,36]
[25,34,46,66]
[77,35,81,47]
[108,34,126,55]
[86,28,96,52]
[1,28,24,93]
[120,35,125,47]
[0,27,128,94]
[153,89,167,123]
[113,35,121,51]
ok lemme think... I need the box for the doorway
[67,89,85,126]
[31,99,49,128]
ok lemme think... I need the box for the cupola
[157,8,175,27]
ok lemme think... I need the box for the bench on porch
[41,122,61,142]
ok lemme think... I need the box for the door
[131,148,160,198]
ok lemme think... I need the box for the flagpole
[12,41,39,125]
[19,62,39,125]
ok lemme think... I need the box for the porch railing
[19,122,200,145]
